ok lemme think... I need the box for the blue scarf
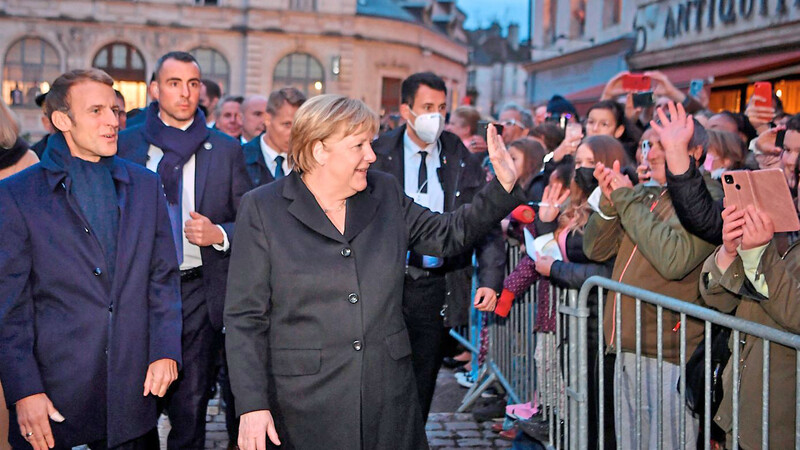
[42,133,119,281]
[141,102,209,203]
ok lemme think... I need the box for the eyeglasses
[503,119,523,129]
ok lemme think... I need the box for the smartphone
[753,82,773,108]
[689,79,704,97]
[722,169,800,232]
[622,74,652,92]
[775,129,786,149]
[632,91,655,108]
[641,139,651,162]
[566,122,583,140]
[477,120,504,141]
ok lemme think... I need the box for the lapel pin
[460,161,466,168]
[388,155,393,160]
[443,156,447,165]
[203,142,213,150]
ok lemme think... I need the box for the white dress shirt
[146,116,229,270]
[260,135,291,178]
[403,132,444,213]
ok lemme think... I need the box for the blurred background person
[497,102,533,144]
[200,78,222,128]
[114,89,127,131]
[242,87,307,187]
[216,95,244,139]
[240,95,268,144]
[446,105,486,153]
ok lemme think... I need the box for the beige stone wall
[0,0,467,138]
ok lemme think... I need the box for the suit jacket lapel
[194,140,213,210]
[438,141,460,210]
[283,172,347,244]
[108,158,132,298]
[344,182,379,242]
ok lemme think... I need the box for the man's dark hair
[114,89,125,102]
[401,72,447,107]
[530,123,565,152]
[152,51,200,81]
[44,69,114,125]
[267,87,307,115]
[785,113,800,132]
[201,79,222,100]
[587,100,625,129]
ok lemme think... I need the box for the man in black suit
[241,87,306,188]
[371,72,506,418]
[118,51,251,449]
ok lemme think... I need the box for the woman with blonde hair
[0,99,38,180]
[224,94,523,450]
[0,98,37,450]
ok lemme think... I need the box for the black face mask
[574,167,598,195]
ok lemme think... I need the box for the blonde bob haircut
[289,94,379,174]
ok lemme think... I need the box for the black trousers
[164,276,221,450]
[402,273,448,420]
[12,428,159,450]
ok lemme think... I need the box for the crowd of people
[0,49,797,450]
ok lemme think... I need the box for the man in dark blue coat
[371,72,506,419]
[0,69,182,449]
[241,87,306,187]
[118,51,251,449]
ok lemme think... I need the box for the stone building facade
[0,0,469,138]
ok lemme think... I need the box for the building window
[467,70,476,90]
[603,0,622,27]
[196,0,219,5]
[544,0,557,45]
[570,0,587,38]
[3,37,61,107]
[273,53,324,97]
[289,0,317,11]
[190,47,230,95]
[93,42,147,110]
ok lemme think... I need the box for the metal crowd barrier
[456,242,800,450]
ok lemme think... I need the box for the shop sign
[633,0,800,52]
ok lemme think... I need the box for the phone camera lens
[724,175,734,184]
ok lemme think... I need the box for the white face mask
[408,110,445,144]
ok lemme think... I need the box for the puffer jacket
[583,175,723,364]
[700,238,800,449]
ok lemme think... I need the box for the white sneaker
[455,371,475,388]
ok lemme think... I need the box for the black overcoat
[0,134,182,447]
[224,170,522,449]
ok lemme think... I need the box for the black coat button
[348,293,359,304]
[352,340,362,351]
[93,268,102,276]
[341,247,352,257]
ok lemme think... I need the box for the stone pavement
[153,367,514,449]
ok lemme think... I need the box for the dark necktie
[418,151,428,193]
[274,155,285,179]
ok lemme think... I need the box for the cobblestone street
[152,367,514,449]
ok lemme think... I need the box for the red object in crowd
[495,289,515,317]
[510,205,535,224]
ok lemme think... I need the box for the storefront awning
[562,49,800,114]
[656,49,800,87]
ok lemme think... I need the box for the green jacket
[701,237,800,450]
[583,175,723,364]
